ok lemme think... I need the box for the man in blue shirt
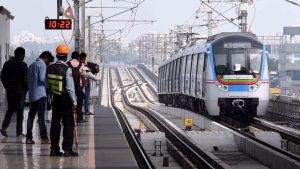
[26,51,53,144]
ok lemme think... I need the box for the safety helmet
[56,44,69,55]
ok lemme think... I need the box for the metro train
[158,32,269,122]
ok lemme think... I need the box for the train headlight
[217,83,228,91]
[249,82,260,91]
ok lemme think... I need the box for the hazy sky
[2,0,300,43]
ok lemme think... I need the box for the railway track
[111,66,300,169]
[132,67,158,99]
[128,68,155,104]
[109,67,155,169]
[115,67,226,169]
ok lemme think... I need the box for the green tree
[268,57,278,71]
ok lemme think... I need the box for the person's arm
[1,62,8,89]
[39,61,46,85]
[23,63,29,92]
[65,68,77,105]
[86,71,100,81]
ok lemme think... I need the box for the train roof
[208,32,258,42]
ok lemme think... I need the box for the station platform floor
[0,104,139,169]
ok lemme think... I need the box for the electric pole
[74,0,80,51]
[87,16,91,60]
[81,0,86,52]
[239,0,248,32]
[57,0,63,19]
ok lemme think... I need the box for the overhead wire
[248,1,256,32]
[193,2,239,34]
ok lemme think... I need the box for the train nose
[232,99,245,108]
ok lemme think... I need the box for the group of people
[0,44,100,157]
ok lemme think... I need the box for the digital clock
[45,19,72,30]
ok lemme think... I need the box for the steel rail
[133,68,158,98]
[220,121,300,162]
[127,68,154,104]
[253,118,300,145]
[109,67,155,169]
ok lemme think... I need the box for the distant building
[278,26,300,96]
[0,6,14,105]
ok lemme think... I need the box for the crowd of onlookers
[0,44,100,156]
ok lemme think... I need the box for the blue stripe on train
[228,85,249,92]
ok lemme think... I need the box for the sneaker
[41,138,51,144]
[0,129,8,137]
[64,150,78,157]
[26,139,35,144]
[85,112,94,115]
[17,133,26,137]
[77,119,87,123]
[50,150,63,156]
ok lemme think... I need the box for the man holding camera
[79,53,100,115]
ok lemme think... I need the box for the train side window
[181,56,187,92]
[177,57,182,92]
[170,61,174,92]
[158,68,160,92]
[166,64,170,92]
[163,65,166,93]
[203,53,207,72]
[185,55,192,93]
[168,63,172,92]
[195,53,200,95]
[172,60,177,92]
[175,58,179,92]
[191,54,198,94]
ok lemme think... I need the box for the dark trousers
[84,82,91,112]
[26,97,48,139]
[76,89,84,121]
[2,92,26,135]
[50,94,74,152]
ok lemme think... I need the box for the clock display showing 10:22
[45,19,72,30]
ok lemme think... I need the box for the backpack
[67,61,82,91]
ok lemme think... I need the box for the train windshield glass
[213,48,262,75]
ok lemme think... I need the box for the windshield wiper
[248,67,257,78]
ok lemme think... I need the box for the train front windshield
[212,38,263,76]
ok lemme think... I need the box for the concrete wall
[0,6,13,105]
[268,94,300,126]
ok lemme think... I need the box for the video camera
[87,62,99,74]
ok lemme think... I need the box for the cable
[248,2,256,32]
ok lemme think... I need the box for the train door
[191,54,198,96]
[181,56,187,93]
[185,55,192,94]
[196,53,205,98]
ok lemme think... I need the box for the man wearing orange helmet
[47,44,78,157]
